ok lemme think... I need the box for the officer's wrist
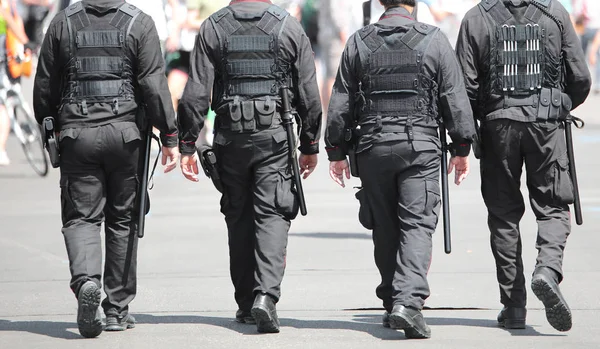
[179,140,197,155]
[451,142,471,157]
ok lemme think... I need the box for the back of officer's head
[379,0,416,8]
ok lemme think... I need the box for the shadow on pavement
[289,232,371,240]
[0,319,81,340]
[0,313,566,340]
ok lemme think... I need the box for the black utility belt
[487,87,572,122]
[356,124,438,137]
[217,98,281,133]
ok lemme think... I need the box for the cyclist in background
[0,0,30,166]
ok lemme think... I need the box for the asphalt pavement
[0,78,599,348]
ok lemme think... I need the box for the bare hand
[589,52,597,66]
[161,146,180,173]
[329,160,350,188]
[180,153,199,182]
[447,156,470,185]
[298,154,318,179]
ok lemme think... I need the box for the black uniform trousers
[480,119,573,308]
[214,125,298,312]
[59,121,142,317]
[357,139,441,312]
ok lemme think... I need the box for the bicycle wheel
[13,103,49,177]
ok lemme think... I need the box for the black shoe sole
[236,317,256,325]
[531,275,572,332]
[389,313,431,339]
[501,319,526,329]
[77,283,103,338]
[251,306,279,333]
[104,322,135,331]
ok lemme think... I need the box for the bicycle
[5,81,49,177]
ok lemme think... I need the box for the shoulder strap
[110,3,142,34]
[401,23,437,50]
[359,24,385,52]
[525,0,560,26]
[257,5,289,34]
[210,7,242,36]
[479,0,512,24]
[65,1,91,31]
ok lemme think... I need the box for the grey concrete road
[1,78,599,348]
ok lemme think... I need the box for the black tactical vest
[62,2,140,116]
[210,5,290,133]
[480,0,564,115]
[355,22,439,139]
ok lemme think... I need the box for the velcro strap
[229,79,277,96]
[360,27,385,52]
[257,10,282,34]
[216,12,242,36]
[77,31,122,48]
[486,1,512,24]
[524,3,544,23]
[228,35,271,52]
[371,51,418,70]
[401,26,430,50]
[227,59,274,76]
[370,95,420,112]
[370,74,419,91]
[77,80,123,97]
[67,4,91,31]
[77,57,123,73]
[500,51,534,65]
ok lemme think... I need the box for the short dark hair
[380,0,417,7]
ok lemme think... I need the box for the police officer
[456,0,591,332]
[33,0,179,338]
[177,0,321,334]
[326,0,475,339]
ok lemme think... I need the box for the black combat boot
[77,281,103,338]
[251,293,280,333]
[497,307,527,329]
[105,314,136,331]
[531,267,572,332]
[235,309,256,324]
[389,305,431,339]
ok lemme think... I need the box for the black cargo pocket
[275,167,299,220]
[553,155,574,205]
[122,126,142,144]
[255,99,275,127]
[355,188,373,230]
[425,180,441,223]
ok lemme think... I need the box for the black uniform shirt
[33,0,178,147]
[456,0,591,122]
[177,0,322,155]
[325,6,476,161]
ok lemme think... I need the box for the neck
[385,4,414,13]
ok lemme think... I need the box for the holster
[197,145,223,193]
[42,117,60,168]
[345,128,359,177]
